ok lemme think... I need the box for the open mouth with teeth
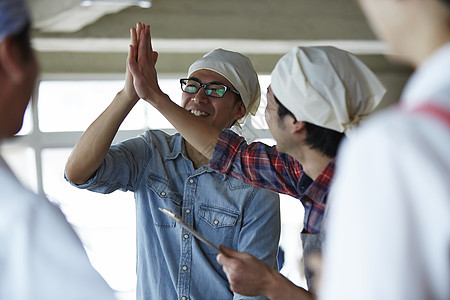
[190,110,210,117]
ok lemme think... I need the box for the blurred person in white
[320,0,450,299]
[0,1,116,299]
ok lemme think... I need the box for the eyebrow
[187,77,226,86]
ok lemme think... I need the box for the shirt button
[184,234,189,239]
[182,265,188,271]
[189,179,194,184]
[161,192,166,196]
[214,220,219,225]
[182,297,187,300]
[185,209,191,214]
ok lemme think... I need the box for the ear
[0,37,26,84]
[233,100,247,121]
[290,119,306,134]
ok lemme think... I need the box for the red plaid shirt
[209,129,335,234]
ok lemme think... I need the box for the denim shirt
[68,130,281,300]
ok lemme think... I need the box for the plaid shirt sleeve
[209,129,308,198]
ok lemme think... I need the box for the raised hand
[127,24,164,105]
[121,22,143,102]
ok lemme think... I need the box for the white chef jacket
[0,156,116,300]
[320,43,450,300]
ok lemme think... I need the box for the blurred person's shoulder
[339,103,450,164]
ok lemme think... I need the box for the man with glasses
[65,23,280,300]
[0,0,116,299]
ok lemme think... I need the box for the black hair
[11,21,32,61]
[274,95,296,119]
[274,96,344,158]
[303,122,345,158]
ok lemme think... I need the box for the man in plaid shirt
[130,42,385,299]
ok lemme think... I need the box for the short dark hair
[274,96,344,158]
[274,95,296,120]
[11,22,32,61]
[303,122,344,158]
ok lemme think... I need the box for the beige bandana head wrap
[271,46,386,133]
[188,48,261,123]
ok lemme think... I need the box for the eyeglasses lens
[181,79,227,98]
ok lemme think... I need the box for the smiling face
[181,69,246,130]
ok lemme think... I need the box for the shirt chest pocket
[197,204,240,255]
[147,174,183,227]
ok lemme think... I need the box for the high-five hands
[127,22,165,105]
[121,22,143,102]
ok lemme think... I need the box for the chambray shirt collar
[164,133,187,161]
[164,133,216,174]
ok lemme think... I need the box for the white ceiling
[30,0,382,55]
[26,0,413,114]
[28,0,410,79]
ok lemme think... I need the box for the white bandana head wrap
[0,0,29,44]
[271,46,386,133]
[188,48,261,123]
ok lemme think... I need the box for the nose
[191,86,209,103]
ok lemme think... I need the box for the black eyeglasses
[180,78,240,98]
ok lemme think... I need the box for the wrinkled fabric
[0,156,115,300]
[67,130,281,300]
[321,43,450,300]
[271,46,386,133]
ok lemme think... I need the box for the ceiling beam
[33,38,388,55]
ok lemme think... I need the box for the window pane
[41,148,136,292]
[278,194,306,287]
[16,101,33,136]
[251,75,270,129]
[38,80,147,132]
[145,78,182,129]
[0,145,37,192]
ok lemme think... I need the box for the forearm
[150,92,221,159]
[65,91,137,184]
[211,133,304,197]
[265,272,314,300]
